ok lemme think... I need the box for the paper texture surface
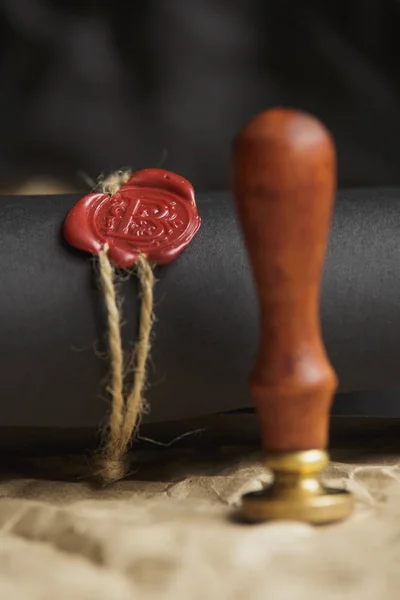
[0,445,399,599]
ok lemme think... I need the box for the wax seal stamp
[64,168,200,268]
[234,108,353,523]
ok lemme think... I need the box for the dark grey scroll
[0,189,399,452]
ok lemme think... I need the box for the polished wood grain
[233,108,337,451]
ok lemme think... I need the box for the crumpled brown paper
[1,445,400,599]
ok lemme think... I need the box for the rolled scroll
[0,188,399,437]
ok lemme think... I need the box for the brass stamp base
[240,450,354,524]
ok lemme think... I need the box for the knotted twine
[94,170,155,484]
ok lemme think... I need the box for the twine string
[121,254,154,448]
[95,172,155,484]
[98,245,125,461]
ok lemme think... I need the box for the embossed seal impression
[64,168,201,267]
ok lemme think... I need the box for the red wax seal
[64,168,201,268]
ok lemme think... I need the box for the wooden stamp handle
[233,108,337,452]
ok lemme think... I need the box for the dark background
[0,0,399,192]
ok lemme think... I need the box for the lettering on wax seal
[64,168,201,268]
